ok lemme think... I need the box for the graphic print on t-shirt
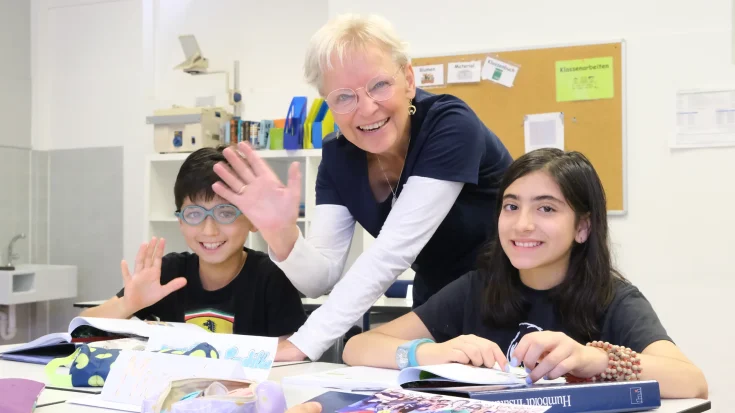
[185,308,235,334]
[506,322,543,361]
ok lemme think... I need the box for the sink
[0,264,77,305]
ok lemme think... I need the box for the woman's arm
[639,340,708,399]
[286,177,464,360]
[268,204,356,298]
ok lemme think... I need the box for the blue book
[405,380,661,413]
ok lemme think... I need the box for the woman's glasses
[175,204,242,226]
[325,67,404,114]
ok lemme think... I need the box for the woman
[341,148,708,399]
[212,14,513,361]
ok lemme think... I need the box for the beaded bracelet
[565,341,642,383]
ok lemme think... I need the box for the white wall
[32,0,328,277]
[32,0,729,407]
[329,0,732,408]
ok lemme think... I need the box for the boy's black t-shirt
[116,247,307,337]
[414,271,673,360]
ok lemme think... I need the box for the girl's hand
[511,331,608,383]
[417,335,509,371]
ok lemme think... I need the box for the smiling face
[498,170,590,286]
[321,45,416,155]
[178,195,253,265]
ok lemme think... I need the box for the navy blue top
[316,88,512,305]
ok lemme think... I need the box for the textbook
[398,364,661,412]
[408,380,662,413]
[0,317,203,363]
[336,388,551,413]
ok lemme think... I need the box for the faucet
[6,233,26,267]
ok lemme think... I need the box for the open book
[398,363,566,387]
[282,363,563,392]
[0,317,204,364]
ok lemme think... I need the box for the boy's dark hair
[480,148,626,343]
[174,146,229,211]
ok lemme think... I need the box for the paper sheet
[524,112,565,153]
[96,351,245,409]
[672,89,735,148]
[414,64,445,87]
[481,56,519,87]
[146,329,277,382]
[555,57,614,102]
[447,60,482,83]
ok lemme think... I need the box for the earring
[408,99,416,115]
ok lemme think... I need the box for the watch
[396,339,434,370]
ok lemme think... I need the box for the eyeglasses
[174,204,242,226]
[325,67,404,114]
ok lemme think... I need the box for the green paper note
[555,57,614,102]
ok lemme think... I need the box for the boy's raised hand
[120,237,187,315]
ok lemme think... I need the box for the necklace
[377,136,411,207]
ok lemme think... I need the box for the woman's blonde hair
[304,14,410,94]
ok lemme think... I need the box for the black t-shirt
[116,247,307,337]
[414,271,672,359]
[316,88,513,300]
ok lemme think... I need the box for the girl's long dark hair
[480,148,625,342]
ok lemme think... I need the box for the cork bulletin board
[412,41,626,213]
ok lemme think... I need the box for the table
[74,296,414,332]
[0,344,711,413]
[36,389,77,408]
[37,363,713,412]
[75,296,414,314]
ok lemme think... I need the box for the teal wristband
[408,338,434,367]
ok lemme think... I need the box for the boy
[81,147,307,340]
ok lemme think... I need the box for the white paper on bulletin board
[672,88,735,149]
[524,112,565,153]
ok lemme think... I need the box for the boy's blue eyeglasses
[174,204,242,226]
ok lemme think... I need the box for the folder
[284,97,307,150]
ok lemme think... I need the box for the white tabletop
[36,389,76,407]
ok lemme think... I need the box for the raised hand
[212,142,301,238]
[416,334,509,370]
[510,331,609,383]
[120,237,187,315]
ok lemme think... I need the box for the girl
[342,148,707,399]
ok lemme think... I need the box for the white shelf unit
[143,149,367,274]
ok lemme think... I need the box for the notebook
[0,317,203,363]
